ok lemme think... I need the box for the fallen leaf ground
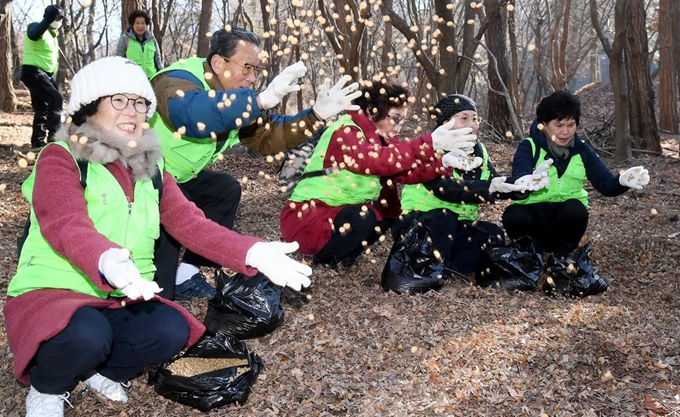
[0,87,679,416]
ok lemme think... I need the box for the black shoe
[31,139,45,148]
[175,273,216,300]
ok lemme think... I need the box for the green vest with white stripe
[513,137,588,207]
[400,143,491,221]
[149,57,239,183]
[8,142,163,298]
[289,114,381,206]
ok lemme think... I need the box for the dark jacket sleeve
[26,21,50,42]
[581,143,629,197]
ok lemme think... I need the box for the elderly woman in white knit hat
[396,94,552,277]
[4,56,312,416]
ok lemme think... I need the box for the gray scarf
[545,135,574,160]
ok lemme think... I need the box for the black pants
[394,210,505,276]
[30,303,189,394]
[154,170,241,299]
[502,199,589,254]
[20,65,63,146]
[315,204,394,266]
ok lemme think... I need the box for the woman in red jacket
[279,81,477,269]
[5,57,311,417]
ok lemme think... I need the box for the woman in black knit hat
[396,94,551,277]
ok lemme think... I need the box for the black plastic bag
[542,242,608,297]
[149,334,265,412]
[475,237,543,291]
[204,270,284,340]
[381,222,444,294]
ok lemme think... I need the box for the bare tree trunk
[0,0,16,112]
[624,0,661,153]
[658,0,679,134]
[483,0,515,137]
[507,0,524,133]
[590,0,631,161]
[151,0,173,57]
[196,0,213,57]
[381,0,393,75]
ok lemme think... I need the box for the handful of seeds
[167,357,249,378]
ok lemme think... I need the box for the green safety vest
[513,137,588,207]
[124,36,157,79]
[401,144,491,221]
[289,114,381,206]
[22,28,59,74]
[149,57,239,183]
[8,142,163,298]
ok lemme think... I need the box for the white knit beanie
[67,57,157,119]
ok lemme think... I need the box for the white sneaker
[26,386,73,417]
[82,373,129,403]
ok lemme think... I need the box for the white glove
[258,61,308,109]
[619,166,650,190]
[245,241,312,291]
[441,151,483,171]
[98,248,162,301]
[514,158,554,191]
[514,173,549,192]
[431,118,477,152]
[489,176,527,194]
[313,77,362,119]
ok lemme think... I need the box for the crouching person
[4,57,311,417]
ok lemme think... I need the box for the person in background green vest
[114,10,163,79]
[502,90,650,256]
[20,4,64,148]
[4,56,311,417]
[396,94,551,277]
[150,27,360,300]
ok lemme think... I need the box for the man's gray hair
[207,27,261,63]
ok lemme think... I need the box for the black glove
[43,5,64,23]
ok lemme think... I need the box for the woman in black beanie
[396,94,551,277]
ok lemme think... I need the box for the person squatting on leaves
[395,94,552,276]
[20,5,65,148]
[3,57,312,417]
[279,81,479,270]
[501,90,650,256]
[149,27,359,300]
[115,9,164,79]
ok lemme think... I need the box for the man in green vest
[21,5,64,148]
[150,27,360,300]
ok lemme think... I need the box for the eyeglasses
[221,57,265,78]
[107,94,150,114]
[387,113,407,126]
[452,114,482,125]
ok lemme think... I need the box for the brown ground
[0,87,679,416]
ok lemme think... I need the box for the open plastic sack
[542,242,608,297]
[475,237,543,291]
[204,270,284,340]
[149,334,265,412]
[381,222,445,294]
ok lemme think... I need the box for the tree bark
[624,0,661,153]
[483,0,515,138]
[658,0,679,134]
[0,0,16,112]
[196,0,213,57]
